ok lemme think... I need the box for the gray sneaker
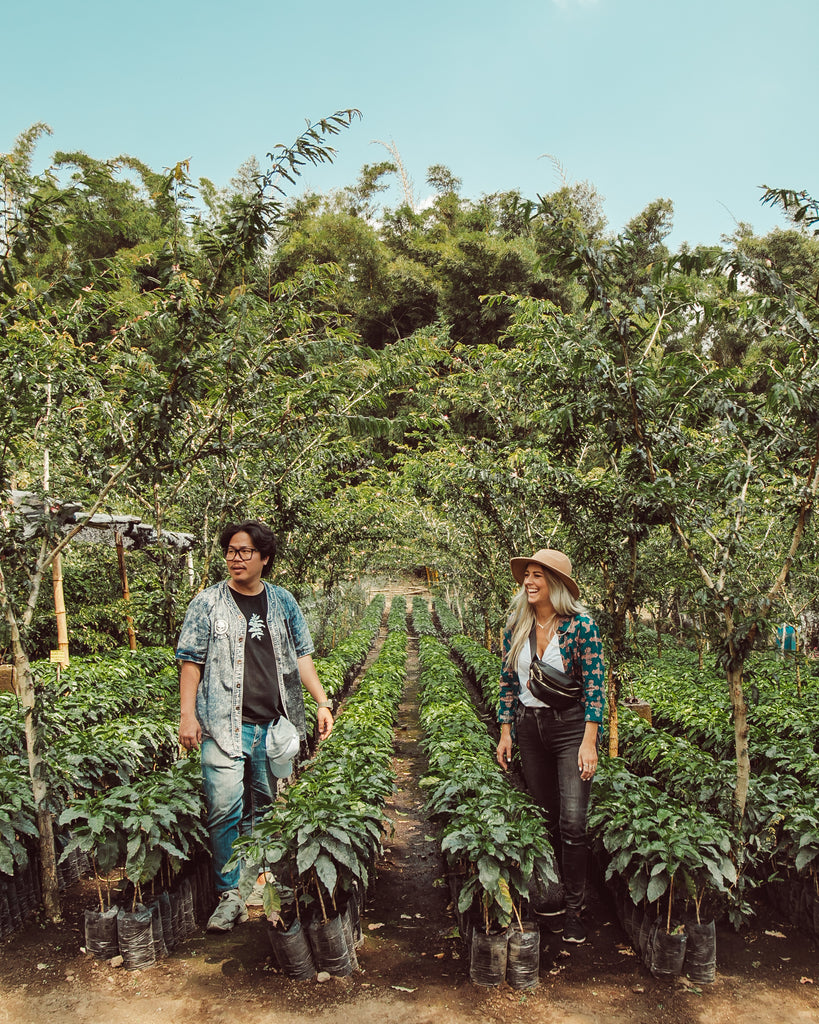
[245,878,266,907]
[207,889,249,932]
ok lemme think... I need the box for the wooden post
[607,668,619,758]
[116,533,137,651]
[51,553,69,667]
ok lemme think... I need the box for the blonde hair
[504,568,587,672]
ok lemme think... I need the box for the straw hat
[509,549,580,599]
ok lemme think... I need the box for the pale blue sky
[4,0,817,248]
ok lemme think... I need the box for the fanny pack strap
[528,623,577,688]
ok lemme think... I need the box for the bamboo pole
[51,552,69,666]
[116,533,137,651]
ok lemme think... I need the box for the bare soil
[2,590,819,1024]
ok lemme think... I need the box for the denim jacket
[175,580,314,756]
[498,612,606,725]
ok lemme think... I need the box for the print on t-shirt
[248,613,265,640]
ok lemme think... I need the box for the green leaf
[262,882,282,918]
[313,853,338,895]
[646,872,669,904]
[296,840,320,875]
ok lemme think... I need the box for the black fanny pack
[527,628,583,711]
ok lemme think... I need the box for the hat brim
[265,717,300,777]
[510,556,580,599]
[269,758,294,779]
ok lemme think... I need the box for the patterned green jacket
[498,612,606,725]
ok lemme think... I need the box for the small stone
[632,984,645,993]
[316,971,331,983]
[109,955,124,968]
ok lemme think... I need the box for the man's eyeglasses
[225,547,258,561]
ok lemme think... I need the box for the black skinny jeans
[516,703,594,911]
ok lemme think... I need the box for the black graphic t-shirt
[229,588,283,723]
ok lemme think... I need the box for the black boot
[561,841,588,944]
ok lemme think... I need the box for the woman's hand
[577,729,598,781]
[496,724,513,771]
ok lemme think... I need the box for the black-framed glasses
[225,546,258,561]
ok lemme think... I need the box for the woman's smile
[523,564,552,611]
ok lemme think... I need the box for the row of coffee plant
[637,643,819,774]
[302,593,385,735]
[410,596,437,637]
[59,754,209,908]
[415,631,557,989]
[447,622,732,980]
[231,622,407,979]
[0,647,179,759]
[627,648,819,938]
[453,619,819,940]
[65,596,387,964]
[0,597,386,940]
[0,645,184,935]
[632,648,819,823]
[613,707,814,922]
[588,752,733,981]
[17,650,215,960]
[449,631,501,710]
[386,593,408,630]
[432,597,463,638]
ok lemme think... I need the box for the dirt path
[2,594,819,1023]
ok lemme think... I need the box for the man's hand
[179,712,202,751]
[317,707,334,740]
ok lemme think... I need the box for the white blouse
[517,632,564,708]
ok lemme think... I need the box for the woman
[495,548,605,944]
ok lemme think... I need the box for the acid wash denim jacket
[497,612,606,726]
[175,580,314,757]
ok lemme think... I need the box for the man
[176,520,334,931]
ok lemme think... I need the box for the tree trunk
[0,556,62,920]
[726,658,750,823]
[607,666,620,758]
[655,594,668,658]
[17,644,62,921]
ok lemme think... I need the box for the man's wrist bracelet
[317,700,333,709]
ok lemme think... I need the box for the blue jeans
[201,722,276,892]
[515,703,594,910]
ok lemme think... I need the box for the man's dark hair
[219,520,278,577]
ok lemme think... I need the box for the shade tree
[526,194,819,819]
[0,112,362,919]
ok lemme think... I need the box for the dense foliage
[416,631,558,932]
[231,625,406,922]
[3,116,819,916]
